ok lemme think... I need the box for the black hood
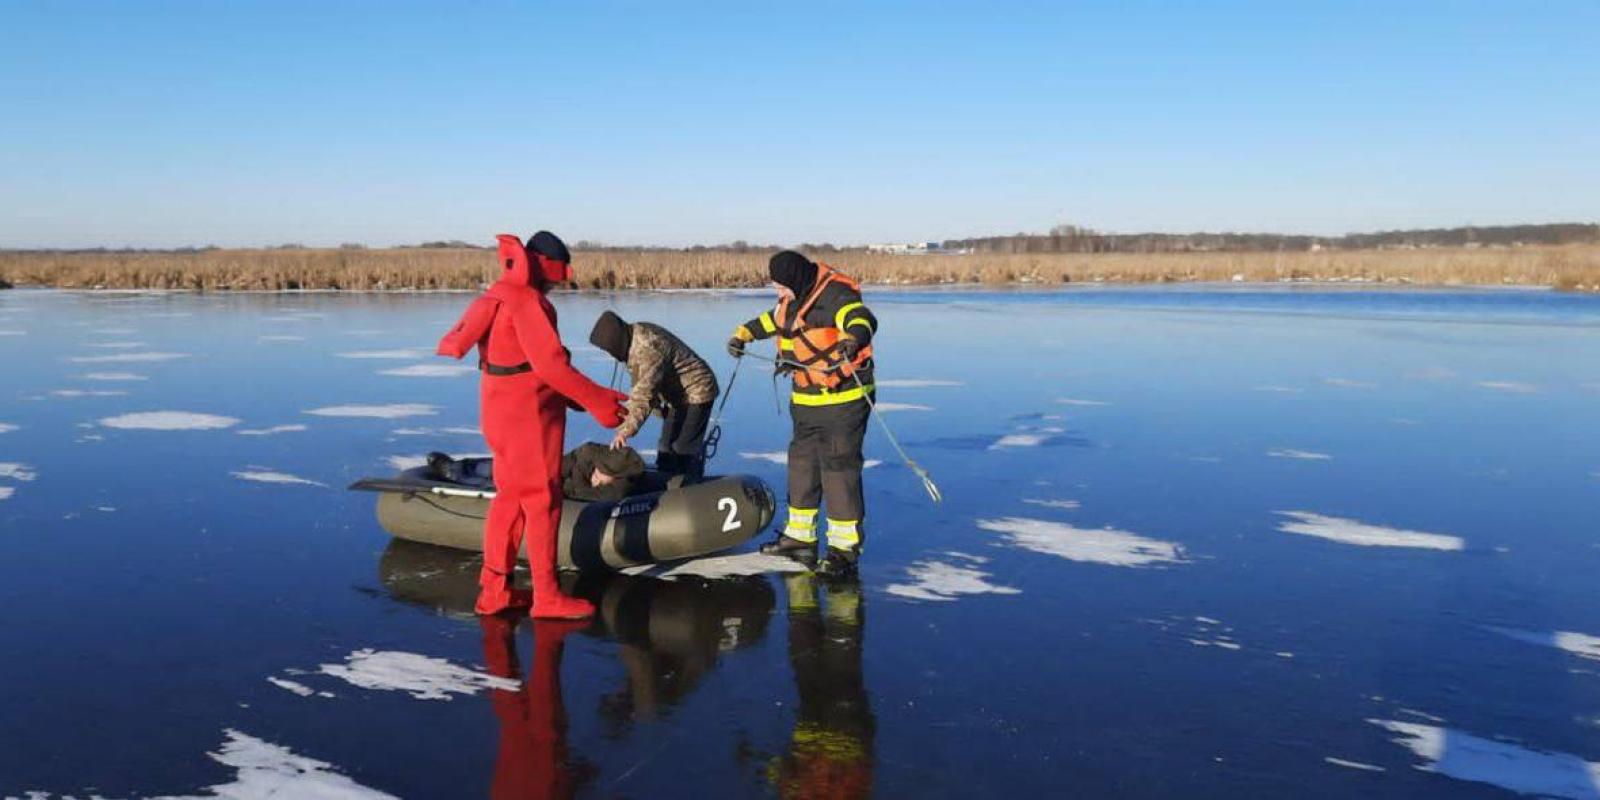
[526,230,571,264]
[768,250,817,298]
[589,310,633,363]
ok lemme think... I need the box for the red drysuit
[439,235,625,617]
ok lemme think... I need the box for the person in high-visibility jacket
[727,250,878,576]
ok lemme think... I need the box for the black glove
[726,337,746,358]
[837,336,862,361]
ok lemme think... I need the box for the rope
[700,357,742,461]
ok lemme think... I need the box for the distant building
[866,241,942,255]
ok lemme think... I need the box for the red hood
[494,234,571,288]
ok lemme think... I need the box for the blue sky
[1,1,1596,248]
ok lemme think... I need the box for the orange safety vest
[774,263,873,391]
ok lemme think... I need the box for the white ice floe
[1369,719,1600,800]
[979,517,1188,567]
[1251,385,1304,393]
[990,433,1050,449]
[268,677,316,696]
[0,487,13,500]
[1267,448,1333,461]
[335,349,428,359]
[624,551,810,580]
[377,364,477,378]
[318,649,518,700]
[1322,377,1377,388]
[1275,511,1463,551]
[232,469,326,487]
[1488,627,1600,662]
[90,327,138,335]
[1324,757,1386,773]
[85,341,145,349]
[237,424,308,436]
[0,423,17,434]
[79,371,147,381]
[258,334,306,342]
[305,403,438,419]
[49,389,129,397]
[872,402,933,412]
[739,451,882,469]
[886,555,1020,602]
[1477,381,1539,394]
[0,463,39,481]
[392,425,480,436]
[876,379,963,388]
[1022,498,1081,510]
[1056,397,1109,406]
[98,411,240,431]
[66,351,188,364]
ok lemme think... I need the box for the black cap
[768,250,817,296]
[588,310,632,363]
[526,230,571,264]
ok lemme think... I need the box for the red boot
[476,567,534,616]
[526,523,593,620]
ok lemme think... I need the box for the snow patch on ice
[90,327,138,335]
[624,551,810,580]
[1488,627,1600,662]
[67,351,188,363]
[78,371,147,381]
[0,329,27,336]
[0,423,17,434]
[1369,719,1600,799]
[1324,757,1386,772]
[232,469,326,487]
[1275,511,1463,551]
[268,677,316,696]
[377,363,477,378]
[1056,397,1109,406]
[739,451,881,469]
[50,389,129,397]
[1477,380,1539,394]
[980,517,1188,567]
[306,403,437,419]
[1267,448,1332,461]
[85,340,145,349]
[990,433,1049,449]
[237,424,307,436]
[258,334,306,342]
[98,411,240,431]
[873,402,933,412]
[1251,385,1303,393]
[1322,377,1377,388]
[0,487,13,500]
[886,555,1020,602]
[0,463,39,481]
[876,379,963,387]
[335,349,429,359]
[1022,498,1081,510]
[318,649,520,700]
[392,425,480,436]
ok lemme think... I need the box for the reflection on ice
[979,517,1188,567]
[1370,719,1600,800]
[1488,627,1600,662]
[885,553,1020,602]
[624,551,808,580]
[98,411,240,431]
[1275,511,1464,551]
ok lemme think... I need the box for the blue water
[2,285,1598,798]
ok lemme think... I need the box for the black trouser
[657,402,712,477]
[788,395,870,528]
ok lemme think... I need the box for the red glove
[586,389,628,429]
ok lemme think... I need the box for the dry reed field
[2,244,1597,292]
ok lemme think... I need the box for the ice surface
[236,424,308,436]
[875,379,963,387]
[990,433,1049,449]
[1275,511,1463,551]
[50,389,129,397]
[623,552,810,580]
[232,470,326,487]
[1056,397,1109,406]
[258,334,307,342]
[1488,627,1600,662]
[1267,448,1332,460]
[1251,385,1304,393]
[99,412,240,431]
[334,349,429,359]
[0,423,16,433]
[979,517,1188,567]
[305,404,438,419]
[391,426,480,436]
[317,649,519,700]
[886,555,1021,602]
[0,329,27,335]
[0,487,13,500]
[1369,719,1600,799]
[1022,498,1081,510]
[739,451,882,469]
[1477,381,1539,394]
[79,371,147,381]
[872,402,933,412]
[376,364,477,377]
[66,351,189,363]
[1324,757,1386,772]
[1322,377,1377,388]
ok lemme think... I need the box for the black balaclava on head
[589,310,633,363]
[768,250,817,298]
[526,230,571,264]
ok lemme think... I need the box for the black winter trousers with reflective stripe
[787,396,870,527]
[657,402,711,477]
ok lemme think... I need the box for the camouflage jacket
[619,322,719,438]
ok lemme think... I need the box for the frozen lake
[2,285,1599,798]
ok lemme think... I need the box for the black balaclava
[526,230,571,264]
[768,250,818,299]
[588,310,633,363]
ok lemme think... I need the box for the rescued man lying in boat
[425,444,649,502]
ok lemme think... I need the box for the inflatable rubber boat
[350,464,776,571]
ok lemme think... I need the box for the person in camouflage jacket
[589,311,719,476]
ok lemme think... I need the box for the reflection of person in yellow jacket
[769,572,876,799]
[728,251,878,577]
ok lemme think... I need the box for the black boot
[817,547,859,579]
[759,534,818,566]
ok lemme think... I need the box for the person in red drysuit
[438,231,627,618]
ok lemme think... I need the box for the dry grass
[2,244,1597,292]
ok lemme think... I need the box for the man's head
[588,310,633,363]
[525,230,572,286]
[768,250,817,300]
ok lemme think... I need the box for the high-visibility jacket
[740,263,877,407]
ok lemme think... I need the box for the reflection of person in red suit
[438,232,626,618]
[479,616,591,800]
